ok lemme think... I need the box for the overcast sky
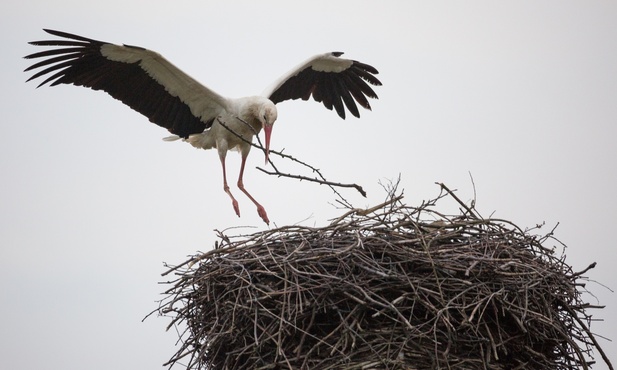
[1,1,616,369]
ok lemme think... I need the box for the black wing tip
[367,78,383,87]
[24,28,107,81]
[329,54,382,116]
[26,39,61,49]
[41,29,74,39]
[353,61,381,75]
[42,28,77,38]
[351,103,372,119]
[33,29,102,44]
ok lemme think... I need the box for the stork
[24,29,382,225]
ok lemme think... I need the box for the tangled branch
[152,184,613,370]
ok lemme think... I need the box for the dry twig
[217,117,365,207]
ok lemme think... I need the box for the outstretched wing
[24,29,230,138]
[263,52,382,119]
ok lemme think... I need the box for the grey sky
[1,1,616,369]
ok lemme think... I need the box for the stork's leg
[237,153,270,225]
[220,154,241,218]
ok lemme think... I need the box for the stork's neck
[234,96,274,133]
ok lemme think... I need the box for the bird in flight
[24,29,382,225]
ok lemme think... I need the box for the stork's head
[259,101,278,164]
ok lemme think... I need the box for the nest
[156,185,612,369]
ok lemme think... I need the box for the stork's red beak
[263,124,272,165]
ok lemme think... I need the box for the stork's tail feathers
[163,132,213,150]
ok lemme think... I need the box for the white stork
[24,29,382,225]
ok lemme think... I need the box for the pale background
[1,1,615,369]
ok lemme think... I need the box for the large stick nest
[156,185,612,369]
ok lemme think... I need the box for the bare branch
[255,167,366,197]
[216,117,366,206]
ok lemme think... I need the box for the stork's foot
[231,199,240,218]
[257,205,269,225]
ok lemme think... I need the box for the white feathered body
[166,96,277,159]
